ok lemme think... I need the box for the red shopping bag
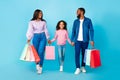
[45,46,55,60]
[30,45,40,63]
[90,49,101,68]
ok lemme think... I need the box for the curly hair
[56,20,67,30]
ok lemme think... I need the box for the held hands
[71,42,75,46]
[48,40,52,44]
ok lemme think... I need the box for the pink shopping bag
[45,46,55,60]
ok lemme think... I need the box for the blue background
[0,0,120,80]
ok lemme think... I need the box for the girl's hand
[48,40,52,44]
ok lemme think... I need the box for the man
[71,8,94,74]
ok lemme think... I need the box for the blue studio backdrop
[0,0,120,80]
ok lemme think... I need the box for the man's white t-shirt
[77,19,84,41]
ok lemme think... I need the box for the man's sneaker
[81,67,86,73]
[59,66,63,72]
[74,68,81,75]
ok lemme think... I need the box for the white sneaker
[37,67,42,74]
[59,66,63,72]
[74,68,81,75]
[81,67,86,73]
[36,64,40,71]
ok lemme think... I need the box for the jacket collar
[76,16,87,22]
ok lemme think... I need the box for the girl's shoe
[37,67,42,74]
[74,68,81,75]
[59,66,63,72]
[36,64,40,71]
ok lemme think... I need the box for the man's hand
[90,41,94,47]
[71,42,75,46]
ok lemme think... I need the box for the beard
[77,14,81,19]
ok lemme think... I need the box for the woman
[26,9,49,74]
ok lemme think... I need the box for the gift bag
[20,44,33,62]
[30,45,40,63]
[84,49,92,66]
[90,49,101,68]
[20,44,29,61]
[29,46,35,61]
[45,46,55,60]
[20,44,39,62]
[25,46,31,61]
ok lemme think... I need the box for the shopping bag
[29,46,35,61]
[90,49,101,68]
[25,46,31,61]
[84,49,92,66]
[45,46,55,60]
[20,44,29,61]
[84,50,87,64]
[30,45,40,63]
[20,44,35,62]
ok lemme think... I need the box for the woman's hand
[48,40,51,44]
[27,40,30,44]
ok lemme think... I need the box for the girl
[26,9,49,74]
[49,20,71,72]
